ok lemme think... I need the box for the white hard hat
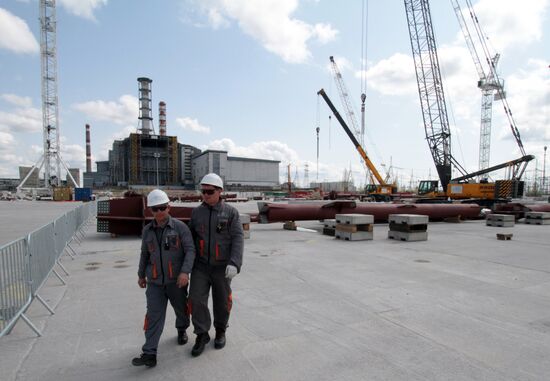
[200,173,223,189]
[147,189,170,207]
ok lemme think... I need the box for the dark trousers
[142,283,189,355]
[189,265,232,335]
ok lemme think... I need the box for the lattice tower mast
[19,0,77,191]
[40,0,61,186]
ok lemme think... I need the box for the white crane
[18,0,77,193]
[451,0,526,176]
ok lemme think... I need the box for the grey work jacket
[189,200,244,271]
[138,216,196,286]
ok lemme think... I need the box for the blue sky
[0,0,548,188]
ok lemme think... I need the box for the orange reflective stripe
[168,261,173,278]
[199,240,204,256]
[186,300,192,316]
[143,315,149,331]
[215,244,220,260]
[152,263,158,279]
[227,293,233,312]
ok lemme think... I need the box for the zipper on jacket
[155,226,166,284]
[207,207,212,264]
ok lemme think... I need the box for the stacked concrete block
[524,212,550,225]
[322,219,336,236]
[240,214,251,239]
[486,214,515,227]
[283,221,297,230]
[334,214,373,241]
[388,214,428,242]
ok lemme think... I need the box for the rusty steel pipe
[257,201,482,223]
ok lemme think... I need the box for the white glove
[225,265,238,279]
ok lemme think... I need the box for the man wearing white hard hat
[188,173,244,357]
[132,189,196,367]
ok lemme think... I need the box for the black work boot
[214,329,226,349]
[131,353,157,367]
[191,333,210,357]
[177,329,188,345]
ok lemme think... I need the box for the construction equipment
[404,0,533,204]
[317,88,396,200]
[451,0,505,174]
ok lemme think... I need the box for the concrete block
[322,227,335,236]
[388,214,429,225]
[283,221,297,230]
[323,219,336,229]
[239,214,251,224]
[496,233,513,240]
[387,230,428,242]
[525,218,550,225]
[336,223,373,233]
[486,220,515,227]
[335,230,373,241]
[335,214,374,225]
[524,212,550,220]
[389,222,427,233]
[486,214,515,222]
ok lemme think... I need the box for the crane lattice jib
[329,56,363,147]
[451,0,485,80]
[404,0,467,191]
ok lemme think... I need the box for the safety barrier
[0,201,96,337]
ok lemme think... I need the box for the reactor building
[83,77,279,190]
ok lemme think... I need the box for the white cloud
[0,131,15,147]
[207,138,299,163]
[472,0,549,52]
[360,53,416,96]
[184,0,338,63]
[496,59,550,143]
[58,0,108,21]
[1,94,33,108]
[176,117,211,134]
[73,95,138,126]
[0,8,39,54]
[0,94,41,134]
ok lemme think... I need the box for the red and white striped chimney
[159,101,166,136]
[85,124,92,172]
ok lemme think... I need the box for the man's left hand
[177,273,189,288]
[225,265,238,279]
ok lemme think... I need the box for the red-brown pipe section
[257,201,482,223]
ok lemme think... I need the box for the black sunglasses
[201,189,216,195]
[151,205,168,212]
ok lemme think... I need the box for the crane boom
[404,0,468,192]
[317,88,387,186]
[329,56,363,146]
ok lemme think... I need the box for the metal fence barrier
[0,201,97,337]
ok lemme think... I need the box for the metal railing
[0,201,96,337]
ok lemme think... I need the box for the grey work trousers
[142,282,189,355]
[189,265,232,335]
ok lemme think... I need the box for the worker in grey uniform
[132,189,196,367]
[189,173,244,357]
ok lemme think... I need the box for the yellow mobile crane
[317,88,396,201]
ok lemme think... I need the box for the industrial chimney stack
[137,77,153,135]
[159,101,166,136]
[85,124,92,173]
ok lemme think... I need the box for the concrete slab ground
[1,201,550,380]
[0,200,82,246]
